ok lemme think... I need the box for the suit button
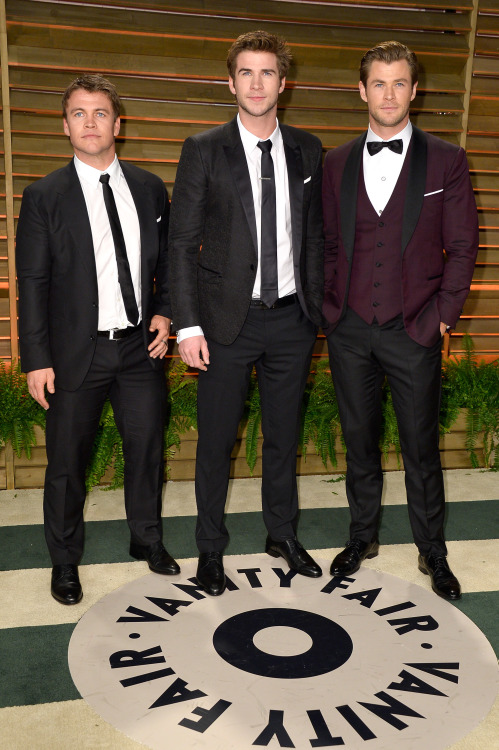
[377,242,383,247]
[373,301,379,307]
[374,282,380,288]
[375,262,383,267]
[90,335,95,341]
[378,221,384,227]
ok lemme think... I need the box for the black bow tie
[367,139,403,156]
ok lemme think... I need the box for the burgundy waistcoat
[348,153,411,325]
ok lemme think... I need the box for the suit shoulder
[280,124,322,152]
[22,164,72,195]
[122,161,165,190]
[189,121,234,146]
[324,136,361,167]
[417,129,461,157]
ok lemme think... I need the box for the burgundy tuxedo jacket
[322,126,479,347]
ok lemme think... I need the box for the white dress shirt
[177,115,295,344]
[364,121,413,215]
[74,154,142,330]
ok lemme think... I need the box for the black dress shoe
[330,538,379,576]
[129,540,180,575]
[266,536,322,578]
[196,552,226,596]
[418,554,461,600]
[51,564,82,605]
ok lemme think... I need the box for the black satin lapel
[340,134,366,261]
[59,166,95,275]
[401,127,427,254]
[284,140,304,261]
[223,142,258,253]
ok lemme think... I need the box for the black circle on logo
[212,608,353,679]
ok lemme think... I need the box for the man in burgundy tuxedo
[322,41,478,600]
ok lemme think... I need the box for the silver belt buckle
[109,328,118,340]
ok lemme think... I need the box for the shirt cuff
[176,326,204,344]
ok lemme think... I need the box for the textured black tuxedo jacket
[16,159,171,391]
[168,117,324,343]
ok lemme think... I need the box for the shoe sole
[51,590,83,605]
[129,544,180,575]
[330,546,379,577]
[195,576,226,596]
[266,547,323,577]
[418,564,461,600]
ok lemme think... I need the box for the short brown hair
[226,30,292,81]
[62,74,121,120]
[360,41,418,87]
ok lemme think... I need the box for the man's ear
[359,81,368,103]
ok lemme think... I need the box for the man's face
[229,50,285,120]
[359,59,417,135]
[63,89,120,166]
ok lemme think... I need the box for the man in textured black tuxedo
[322,42,478,599]
[169,31,324,595]
[16,75,180,605]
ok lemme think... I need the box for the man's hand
[178,335,210,371]
[440,322,449,337]
[27,368,55,410]
[148,315,171,359]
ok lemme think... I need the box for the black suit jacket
[168,117,324,344]
[16,159,171,390]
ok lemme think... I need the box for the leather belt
[249,293,298,310]
[97,324,141,340]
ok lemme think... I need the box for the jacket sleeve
[151,177,172,319]
[168,136,208,331]
[303,139,325,326]
[15,187,54,373]
[437,147,479,327]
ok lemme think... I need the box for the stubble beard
[235,93,279,119]
[370,103,411,132]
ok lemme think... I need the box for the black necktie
[257,140,278,308]
[367,139,403,156]
[99,173,139,326]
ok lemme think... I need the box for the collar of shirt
[365,120,413,158]
[363,121,413,215]
[236,113,282,161]
[73,153,122,189]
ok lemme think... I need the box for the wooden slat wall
[460,0,499,357]
[0,0,497,363]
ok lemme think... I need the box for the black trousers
[326,308,446,556]
[44,330,167,564]
[195,299,317,553]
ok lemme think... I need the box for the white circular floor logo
[69,555,498,750]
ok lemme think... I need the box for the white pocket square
[304,176,311,184]
[156,216,162,222]
[424,189,443,197]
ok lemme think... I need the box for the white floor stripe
[0,470,497,527]
[1,539,497,631]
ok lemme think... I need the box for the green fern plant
[442,335,499,469]
[300,359,343,468]
[244,372,262,474]
[85,359,199,490]
[0,360,46,458]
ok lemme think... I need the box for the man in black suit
[16,74,180,605]
[169,31,324,595]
